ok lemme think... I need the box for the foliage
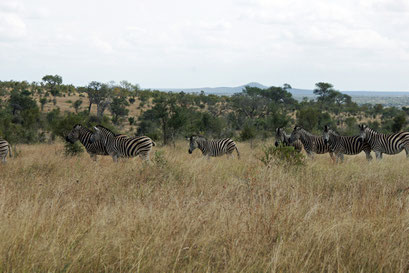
[64,141,84,156]
[259,144,305,169]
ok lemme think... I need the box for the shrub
[64,141,84,157]
[259,144,305,169]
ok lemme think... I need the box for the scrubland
[0,141,408,272]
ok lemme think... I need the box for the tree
[110,97,129,124]
[73,99,83,113]
[392,114,406,133]
[85,81,113,120]
[42,75,62,97]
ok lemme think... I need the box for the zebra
[89,125,155,162]
[358,124,409,159]
[188,135,240,159]
[275,127,303,152]
[289,125,335,161]
[323,125,372,162]
[0,138,12,164]
[66,124,114,161]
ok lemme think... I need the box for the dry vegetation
[0,141,408,272]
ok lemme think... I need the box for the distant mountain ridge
[156,82,409,97]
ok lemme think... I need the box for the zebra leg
[337,153,344,163]
[329,152,336,163]
[1,156,6,164]
[139,151,149,161]
[365,151,373,161]
[112,154,119,163]
[405,147,409,158]
[375,151,382,160]
[89,153,97,161]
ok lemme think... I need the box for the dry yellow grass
[0,141,408,272]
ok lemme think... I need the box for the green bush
[259,144,305,169]
[64,141,84,157]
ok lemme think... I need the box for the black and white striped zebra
[358,124,409,159]
[188,135,240,159]
[0,138,12,163]
[89,125,155,162]
[66,124,113,161]
[289,126,335,161]
[275,127,303,152]
[323,125,372,162]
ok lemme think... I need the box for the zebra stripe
[275,127,303,152]
[359,124,409,159]
[323,125,372,162]
[188,135,240,159]
[0,138,12,163]
[66,124,113,160]
[90,125,155,162]
[290,126,335,160]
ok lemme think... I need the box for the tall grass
[0,141,408,272]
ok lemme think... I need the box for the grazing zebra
[323,125,372,162]
[0,138,12,163]
[289,126,335,161]
[89,125,155,162]
[66,124,112,161]
[358,124,409,159]
[274,127,303,152]
[188,135,240,159]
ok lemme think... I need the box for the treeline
[0,76,408,145]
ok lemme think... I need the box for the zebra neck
[197,139,209,154]
[328,133,339,147]
[78,129,91,145]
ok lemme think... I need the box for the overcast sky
[1,0,408,91]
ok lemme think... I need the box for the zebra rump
[0,138,12,163]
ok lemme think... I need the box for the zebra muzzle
[188,149,192,154]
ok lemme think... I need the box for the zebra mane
[190,135,207,141]
[298,128,319,137]
[73,124,93,133]
[95,125,122,137]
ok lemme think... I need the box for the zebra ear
[94,126,99,131]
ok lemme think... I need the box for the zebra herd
[64,124,240,162]
[275,124,409,162]
[1,123,409,164]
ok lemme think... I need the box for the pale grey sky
[1,0,409,90]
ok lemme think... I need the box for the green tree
[42,74,62,97]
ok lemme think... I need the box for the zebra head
[275,128,285,147]
[323,125,330,145]
[289,125,302,144]
[65,124,83,143]
[188,135,198,154]
[358,124,369,141]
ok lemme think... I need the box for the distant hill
[157,82,268,95]
[157,82,409,97]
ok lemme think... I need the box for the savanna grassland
[0,141,408,272]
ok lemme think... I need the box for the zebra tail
[8,144,12,157]
[235,146,240,159]
[152,141,156,147]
